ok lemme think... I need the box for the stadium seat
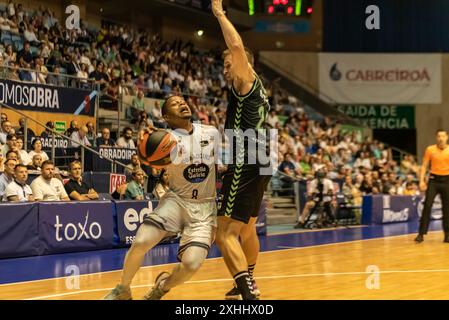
[335,193,359,225]
[11,34,21,43]
[13,40,23,51]
[2,38,12,47]
[30,46,38,55]
[98,193,113,201]
[0,30,11,42]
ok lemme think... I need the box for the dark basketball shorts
[217,165,271,224]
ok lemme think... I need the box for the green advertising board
[55,121,66,133]
[337,105,415,129]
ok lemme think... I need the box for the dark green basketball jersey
[224,74,271,167]
[225,74,270,131]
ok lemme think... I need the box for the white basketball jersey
[164,123,218,202]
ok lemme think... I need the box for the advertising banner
[0,203,41,258]
[38,201,115,254]
[0,78,96,116]
[319,53,442,104]
[83,147,134,173]
[417,195,443,220]
[337,105,415,129]
[110,174,127,194]
[362,195,436,225]
[115,200,159,246]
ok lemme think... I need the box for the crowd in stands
[274,114,421,207]
[0,1,422,209]
[0,2,296,117]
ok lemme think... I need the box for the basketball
[137,130,177,169]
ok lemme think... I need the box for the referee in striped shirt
[415,129,449,243]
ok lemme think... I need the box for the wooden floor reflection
[2,231,449,300]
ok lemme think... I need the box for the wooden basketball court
[1,229,448,300]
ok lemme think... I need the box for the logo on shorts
[183,164,209,183]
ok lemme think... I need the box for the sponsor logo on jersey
[200,140,209,147]
[183,163,209,183]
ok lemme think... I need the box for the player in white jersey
[104,95,219,300]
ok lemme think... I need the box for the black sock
[248,264,256,282]
[233,271,256,300]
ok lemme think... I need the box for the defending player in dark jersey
[213,0,272,300]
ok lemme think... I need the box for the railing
[0,64,98,91]
[99,85,229,135]
[0,103,128,173]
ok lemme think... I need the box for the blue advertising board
[38,201,115,254]
[0,203,41,258]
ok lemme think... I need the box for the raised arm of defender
[212,0,254,85]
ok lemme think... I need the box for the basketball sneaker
[224,281,261,300]
[103,284,132,300]
[251,280,261,297]
[143,271,170,300]
[224,285,241,300]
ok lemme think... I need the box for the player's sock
[233,271,257,300]
[248,264,256,282]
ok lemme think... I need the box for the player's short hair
[222,47,255,66]
[436,129,447,134]
[161,95,179,116]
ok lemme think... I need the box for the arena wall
[260,51,449,160]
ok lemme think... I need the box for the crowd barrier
[33,138,134,174]
[362,194,442,224]
[26,172,127,194]
[295,181,442,225]
[0,199,267,259]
